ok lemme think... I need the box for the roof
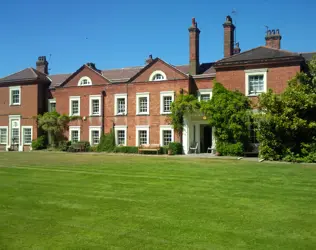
[301,52,316,61]
[215,46,302,65]
[0,68,49,84]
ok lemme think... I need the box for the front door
[200,125,212,153]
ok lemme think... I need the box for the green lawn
[0,152,315,249]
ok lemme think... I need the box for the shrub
[68,141,91,152]
[160,146,169,154]
[114,146,139,154]
[31,135,47,150]
[216,141,244,156]
[58,141,71,151]
[97,130,115,152]
[77,141,90,151]
[90,146,98,152]
[168,142,182,155]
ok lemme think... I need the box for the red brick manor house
[0,16,314,153]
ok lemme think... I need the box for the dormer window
[78,76,92,86]
[149,70,167,81]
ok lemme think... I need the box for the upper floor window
[10,86,21,105]
[160,91,174,114]
[198,89,212,102]
[78,76,92,86]
[48,99,56,112]
[69,96,80,116]
[149,70,167,81]
[89,95,101,116]
[245,68,268,96]
[136,93,149,115]
[114,94,127,116]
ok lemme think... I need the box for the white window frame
[9,86,21,105]
[22,126,33,145]
[78,76,92,86]
[48,99,56,112]
[114,93,127,116]
[89,126,101,146]
[0,126,8,145]
[69,126,80,142]
[160,125,174,146]
[136,125,149,146]
[69,96,80,116]
[114,125,127,146]
[89,95,101,116]
[160,91,174,114]
[197,89,212,101]
[149,70,167,81]
[136,92,150,115]
[245,68,268,96]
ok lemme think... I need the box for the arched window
[149,70,167,81]
[78,76,92,86]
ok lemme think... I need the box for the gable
[61,65,110,88]
[131,59,188,83]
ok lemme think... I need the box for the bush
[168,142,182,155]
[90,146,98,152]
[31,135,47,150]
[97,130,115,152]
[114,146,138,154]
[160,146,169,154]
[216,141,244,156]
[58,141,71,151]
[68,141,91,152]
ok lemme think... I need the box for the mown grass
[0,152,315,249]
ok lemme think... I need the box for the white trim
[69,96,80,116]
[8,115,21,151]
[69,126,81,142]
[160,91,174,114]
[89,95,101,116]
[48,99,56,112]
[78,76,92,86]
[0,126,8,146]
[114,125,127,146]
[197,89,212,101]
[245,69,268,96]
[9,86,21,106]
[136,92,150,115]
[159,125,174,146]
[149,70,167,81]
[89,126,101,146]
[136,125,150,146]
[22,126,33,145]
[114,93,127,116]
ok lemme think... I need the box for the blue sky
[0,0,315,76]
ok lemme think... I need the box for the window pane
[117,130,125,145]
[92,99,100,115]
[71,100,79,115]
[163,96,172,112]
[12,128,19,144]
[200,94,210,101]
[163,130,172,146]
[23,128,32,144]
[71,130,79,142]
[249,75,264,95]
[139,130,147,145]
[12,90,20,104]
[92,130,100,145]
[153,74,164,81]
[139,97,148,113]
[117,98,125,114]
[0,129,7,144]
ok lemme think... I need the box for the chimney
[265,29,282,49]
[86,62,101,74]
[223,15,235,57]
[145,54,153,64]
[233,42,241,55]
[36,56,48,75]
[188,17,200,75]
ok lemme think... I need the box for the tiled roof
[0,68,49,84]
[215,46,301,65]
[301,52,316,61]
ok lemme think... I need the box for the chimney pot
[145,54,154,64]
[265,28,282,49]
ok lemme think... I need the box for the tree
[256,56,316,161]
[36,111,80,147]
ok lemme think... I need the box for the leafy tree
[36,111,80,147]
[200,81,252,155]
[256,57,316,161]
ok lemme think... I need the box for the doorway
[200,125,212,153]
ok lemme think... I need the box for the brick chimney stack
[188,17,200,75]
[265,29,282,49]
[145,54,153,64]
[36,56,48,75]
[223,16,235,57]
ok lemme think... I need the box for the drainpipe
[101,90,105,135]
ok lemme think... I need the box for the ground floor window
[12,128,19,144]
[89,126,101,146]
[114,126,127,146]
[249,122,258,144]
[0,127,8,144]
[139,130,148,145]
[160,126,174,146]
[69,127,80,143]
[22,127,32,145]
[117,130,125,145]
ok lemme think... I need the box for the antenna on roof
[264,25,269,34]
[48,54,52,72]
[232,9,237,44]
